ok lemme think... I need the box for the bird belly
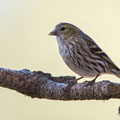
[60,50,99,78]
[63,57,98,78]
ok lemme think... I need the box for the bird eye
[60,27,65,31]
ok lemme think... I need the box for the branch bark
[0,68,120,100]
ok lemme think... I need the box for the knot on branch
[108,83,119,95]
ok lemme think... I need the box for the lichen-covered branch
[0,68,120,100]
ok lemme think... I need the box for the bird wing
[83,34,119,70]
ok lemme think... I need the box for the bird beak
[49,29,58,36]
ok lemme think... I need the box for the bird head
[49,22,80,41]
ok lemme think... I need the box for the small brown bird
[49,22,120,82]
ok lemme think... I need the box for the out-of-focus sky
[0,0,120,120]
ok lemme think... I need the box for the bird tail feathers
[111,69,120,78]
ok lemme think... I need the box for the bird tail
[111,69,120,78]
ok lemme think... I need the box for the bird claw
[65,79,78,85]
[85,79,96,86]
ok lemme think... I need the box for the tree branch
[0,68,120,100]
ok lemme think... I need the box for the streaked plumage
[49,22,120,80]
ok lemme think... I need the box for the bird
[49,22,120,84]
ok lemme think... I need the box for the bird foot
[85,79,96,86]
[65,77,83,85]
[65,79,77,85]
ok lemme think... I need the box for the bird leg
[76,76,84,81]
[71,76,84,84]
[65,76,83,85]
[85,74,100,86]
